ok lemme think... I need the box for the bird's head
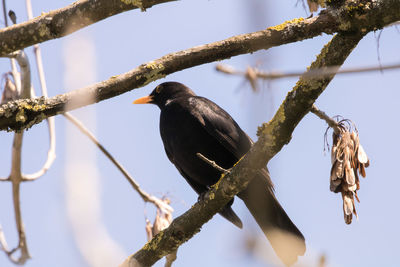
[133,82,196,108]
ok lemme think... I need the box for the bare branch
[63,112,173,214]
[0,0,176,56]
[310,105,340,134]
[0,0,398,57]
[2,0,400,132]
[0,6,32,261]
[0,14,339,132]
[196,153,229,174]
[5,51,31,98]
[5,132,31,265]
[2,0,18,79]
[22,0,56,181]
[0,224,10,252]
[216,62,400,80]
[123,32,365,267]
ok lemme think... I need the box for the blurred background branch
[0,48,32,266]
[216,61,400,88]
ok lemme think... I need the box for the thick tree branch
[1,0,399,132]
[0,0,176,56]
[0,0,398,57]
[121,32,365,267]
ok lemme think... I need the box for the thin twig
[0,0,11,182]
[196,153,230,174]
[2,1,19,93]
[0,224,10,252]
[8,132,31,265]
[310,105,340,134]
[63,112,173,214]
[0,2,32,261]
[216,62,400,81]
[1,46,32,264]
[5,51,31,98]
[22,0,56,181]
[217,64,345,145]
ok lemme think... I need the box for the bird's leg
[196,153,230,174]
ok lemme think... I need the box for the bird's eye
[155,85,162,94]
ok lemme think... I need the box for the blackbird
[134,82,305,265]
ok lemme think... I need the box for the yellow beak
[133,95,153,104]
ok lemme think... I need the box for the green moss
[19,102,47,112]
[213,174,224,190]
[38,23,50,37]
[138,61,166,86]
[268,18,305,31]
[142,231,164,251]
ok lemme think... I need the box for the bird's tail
[219,199,243,229]
[238,169,306,266]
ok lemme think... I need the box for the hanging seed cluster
[145,198,177,265]
[330,124,369,224]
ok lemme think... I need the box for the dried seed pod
[145,198,176,266]
[357,144,369,165]
[327,119,369,224]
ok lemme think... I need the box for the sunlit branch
[0,0,176,56]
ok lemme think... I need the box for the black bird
[133,82,305,265]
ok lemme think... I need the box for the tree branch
[0,0,176,56]
[121,31,365,267]
[1,0,399,132]
[216,61,400,81]
[0,0,398,57]
[22,0,56,181]
[63,112,173,213]
[310,105,341,134]
[1,45,32,265]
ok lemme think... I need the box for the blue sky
[0,1,399,267]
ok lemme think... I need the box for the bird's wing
[165,145,243,228]
[190,97,252,160]
[164,147,208,194]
